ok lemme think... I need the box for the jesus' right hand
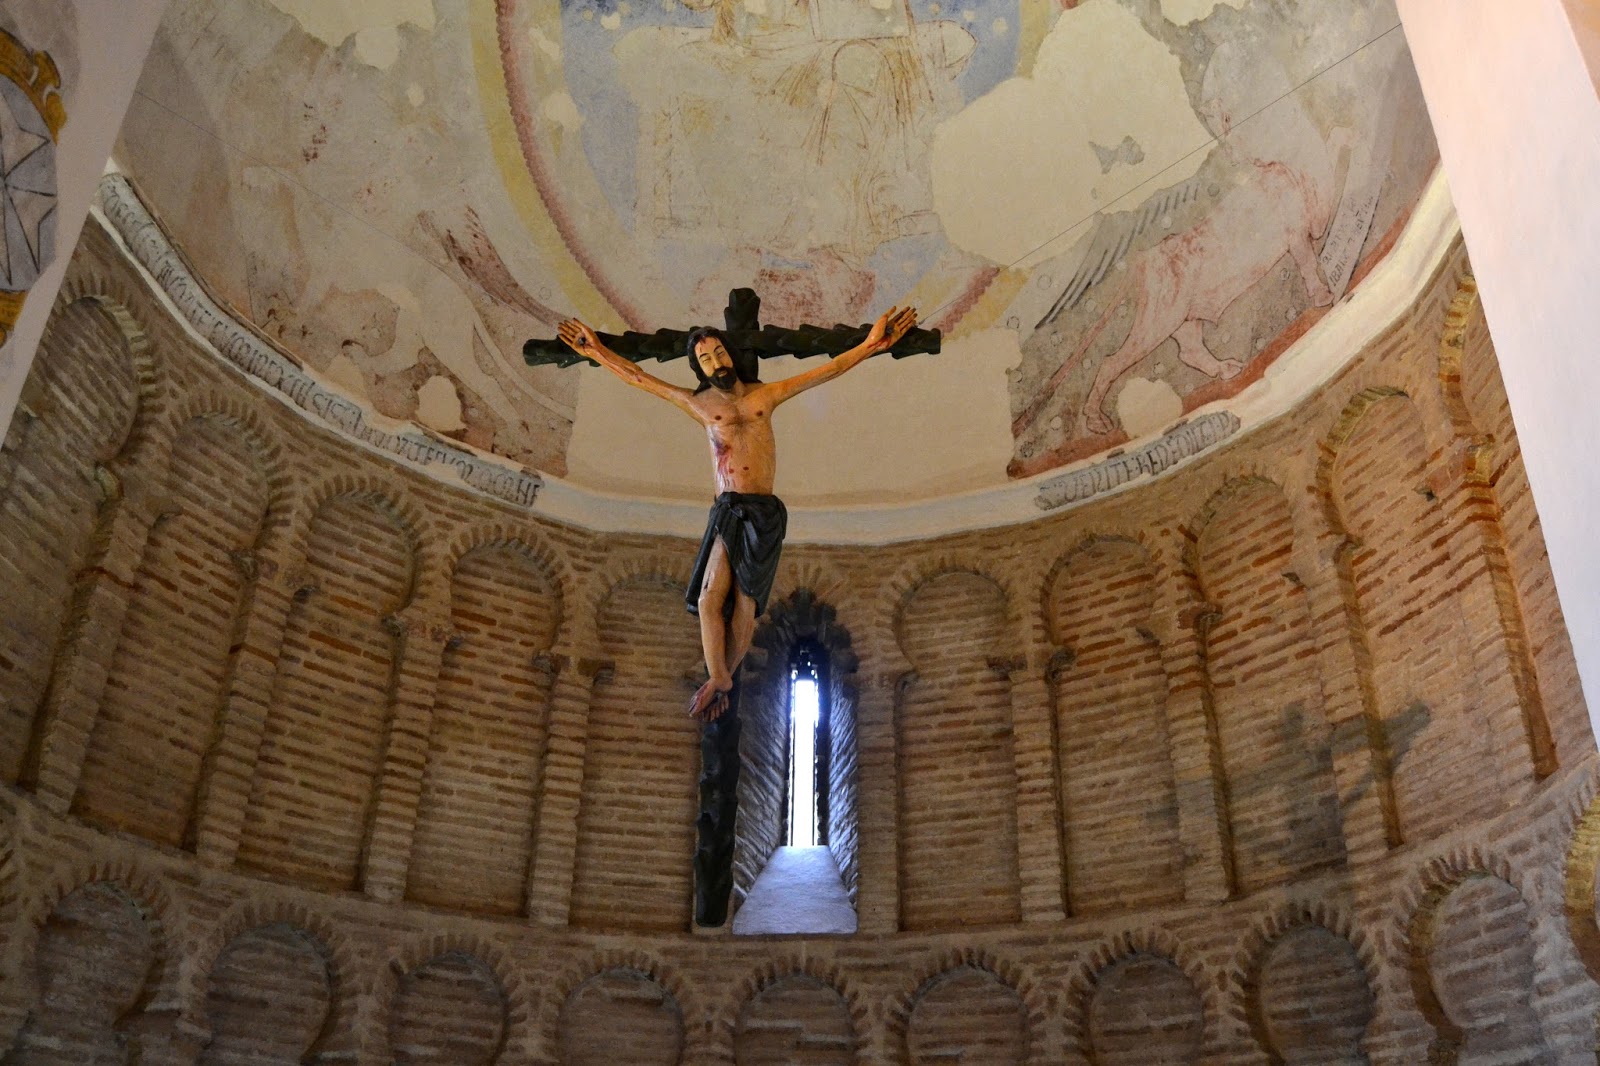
[558,319,601,354]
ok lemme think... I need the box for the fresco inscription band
[96,174,544,508]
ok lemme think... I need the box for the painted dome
[114,0,1439,528]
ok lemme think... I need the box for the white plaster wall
[0,0,169,439]
[1564,0,1600,93]
[1397,0,1600,742]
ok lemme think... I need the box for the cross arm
[521,323,942,367]
[522,288,942,368]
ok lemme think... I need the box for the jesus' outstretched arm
[758,306,920,406]
[558,318,701,419]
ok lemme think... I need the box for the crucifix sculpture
[525,289,939,721]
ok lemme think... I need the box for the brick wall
[1085,953,1206,1064]
[0,220,1596,1062]
[904,966,1027,1063]
[733,653,789,908]
[1250,925,1373,1063]
[571,577,700,933]
[735,974,856,1063]
[558,968,684,1065]
[237,492,417,891]
[199,923,333,1064]
[73,414,270,845]
[896,572,1021,930]
[389,951,508,1065]
[407,544,559,915]
[0,300,140,783]
[1331,393,1505,840]
[826,665,861,904]
[1047,537,1183,913]
[3,881,157,1063]
[1193,478,1346,892]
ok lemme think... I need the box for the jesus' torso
[689,383,778,496]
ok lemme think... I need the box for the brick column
[1298,517,1402,862]
[855,664,908,934]
[526,652,610,926]
[27,466,153,812]
[1153,530,1234,902]
[361,607,450,902]
[992,651,1065,923]
[1456,467,1559,780]
[189,551,297,868]
[1432,454,1554,799]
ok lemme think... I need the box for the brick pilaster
[27,467,153,813]
[1154,531,1234,902]
[1434,453,1555,800]
[361,607,451,902]
[993,651,1065,923]
[855,665,907,934]
[189,551,297,868]
[1298,514,1402,862]
[526,652,610,926]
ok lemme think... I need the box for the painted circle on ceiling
[490,0,1438,479]
[494,0,1025,331]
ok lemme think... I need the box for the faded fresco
[505,0,1020,326]
[117,0,581,474]
[116,0,1436,487]
[985,0,1436,476]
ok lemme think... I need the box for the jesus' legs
[725,591,756,676]
[690,537,755,721]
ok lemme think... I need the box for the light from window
[787,674,820,847]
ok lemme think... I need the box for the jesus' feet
[688,676,734,721]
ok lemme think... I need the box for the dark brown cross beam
[522,287,942,369]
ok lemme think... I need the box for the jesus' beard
[710,368,737,391]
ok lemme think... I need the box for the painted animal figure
[1015,137,1347,439]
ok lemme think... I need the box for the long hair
[687,327,761,394]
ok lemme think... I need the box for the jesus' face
[695,336,737,392]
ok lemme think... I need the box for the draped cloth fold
[686,491,788,619]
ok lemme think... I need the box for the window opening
[787,642,829,847]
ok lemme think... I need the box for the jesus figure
[557,305,919,720]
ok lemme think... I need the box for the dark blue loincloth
[686,492,788,619]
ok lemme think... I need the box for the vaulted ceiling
[114,0,1438,515]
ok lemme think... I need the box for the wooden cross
[522,287,942,370]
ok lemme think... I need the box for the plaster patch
[417,374,467,432]
[353,25,402,69]
[1115,376,1183,438]
[930,0,1211,266]
[325,353,370,399]
[525,25,562,62]
[1160,0,1251,27]
[263,0,435,66]
[407,83,426,107]
[542,92,584,130]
